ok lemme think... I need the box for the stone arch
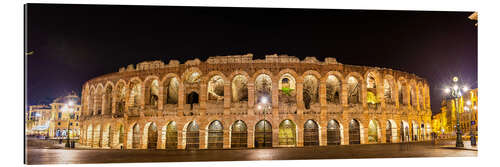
[128,77,143,109]
[115,123,125,148]
[231,74,249,102]
[95,84,104,115]
[128,122,141,149]
[143,122,158,149]
[254,119,272,148]
[230,120,248,148]
[206,73,226,102]
[368,119,381,143]
[93,124,102,147]
[327,119,343,145]
[349,119,361,144]
[103,82,113,115]
[161,73,180,105]
[365,70,379,106]
[400,120,410,142]
[397,77,408,106]
[303,119,319,146]
[87,86,95,116]
[183,120,200,150]
[206,120,224,149]
[254,72,273,107]
[114,80,127,114]
[143,75,160,109]
[278,119,297,147]
[386,119,398,143]
[409,79,417,107]
[417,82,424,110]
[383,75,396,104]
[325,73,342,104]
[411,120,419,141]
[102,123,112,148]
[278,70,298,105]
[302,74,320,109]
[346,72,363,104]
[181,67,202,84]
[164,121,178,149]
[86,124,93,146]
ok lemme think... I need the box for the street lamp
[62,101,75,148]
[444,76,465,147]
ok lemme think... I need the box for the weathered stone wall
[79,54,432,149]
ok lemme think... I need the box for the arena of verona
[79,54,432,150]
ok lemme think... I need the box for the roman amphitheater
[79,54,432,150]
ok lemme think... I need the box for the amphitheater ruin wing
[79,54,432,150]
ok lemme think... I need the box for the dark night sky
[26,4,477,114]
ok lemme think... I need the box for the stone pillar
[296,79,304,115]
[111,94,117,115]
[177,125,184,149]
[380,120,387,143]
[272,127,279,147]
[248,127,254,148]
[319,122,328,146]
[319,80,327,116]
[341,81,348,107]
[296,125,304,147]
[247,83,255,116]
[158,86,164,110]
[342,120,350,145]
[177,84,184,116]
[361,121,368,144]
[199,129,207,149]
[200,83,207,116]
[224,83,231,115]
[271,78,279,116]
[223,129,230,149]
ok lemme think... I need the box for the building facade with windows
[432,88,477,138]
[25,93,82,139]
[79,54,432,150]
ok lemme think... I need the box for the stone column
[247,83,255,116]
[319,122,328,146]
[319,80,327,116]
[199,129,207,149]
[272,127,279,147]
[177,84,184,117]
[296,125,304,147]
[224,83,231,115]
[223,129,230,149]
[296,78,304,115]
[342,120,350,145]
[200,83,207,116]
[271,78,279,116]
[158,86,164,111]
[341,81,348,107]
[248,127,254,148]
[380,120,387,143]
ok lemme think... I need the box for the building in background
[432,88,477,138]
[25,92,82,139]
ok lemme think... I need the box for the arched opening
[186,92,199,110]
[347,76,361,104]
[145,79,160,108]
[104,85,113,115]
[231,75,248,102]
[383,79,393,104]
[94,125,101,147]
[118,125,125,147]
[129,81,141,109]
[349,119,361,144]
[231,120,247,148]
[412,121,419,141]
[410,87,416,107]
[255,120,272,148]
[107,125,112,147]
[327,120,341,145]
[386,121,392,143]
[398,81,407,105]
[86,125,93,146]
[279,119,296,146]
[87,88,94,116]
[400,121,409,142]
[165,121,178,149]
[255,74,272,107]
[56,129,61,137]
[186,121,199,150]
[207,120,223,149]
[419,87,424,109]
[147,123,158,149]
[164,77,179,104]
[303,75,319,109]
[366,73,379,107]
[115,83,126,114]
[207,75,225,102]
[303,119,319,146]
[368,120,379,143]
[326,75,341,104]
[278,73,296,104]
[95,87,103,115]
[132,124,140,149]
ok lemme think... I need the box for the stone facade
[79,54,432,150]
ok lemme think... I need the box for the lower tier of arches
[79,114,432,149]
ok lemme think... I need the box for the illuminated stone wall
[79,54,432,149]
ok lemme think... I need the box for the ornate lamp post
[444,76,467,147]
